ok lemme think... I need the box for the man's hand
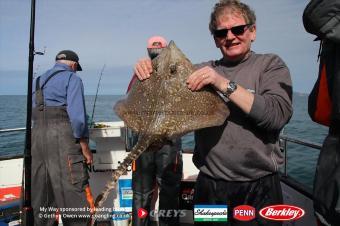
[187,66,254,114]
[186,66,229,92]
[79,138,93,165]
[134,58,153,80]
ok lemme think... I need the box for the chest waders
[131,138,183,226]
[31,70,94,226]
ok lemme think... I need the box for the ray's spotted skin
[94,41,230,210]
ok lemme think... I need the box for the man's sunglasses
[213,24,253,38]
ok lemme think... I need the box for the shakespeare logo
[194,205,228,222]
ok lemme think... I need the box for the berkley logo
[233,205,255,221]
[259,205,305,221]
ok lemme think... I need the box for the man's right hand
[134,58,153,80]
[79,138,93,165]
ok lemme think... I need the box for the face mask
[148,48,163,59]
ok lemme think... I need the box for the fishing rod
[90,64,106,128]
[21,0,36,224]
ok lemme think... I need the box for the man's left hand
[186,66,229,92]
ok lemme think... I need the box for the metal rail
[0,127,323,159]
[0,128,26,133]
[0,127,324,202]
[280,135,322,150]
[280,135,322,177]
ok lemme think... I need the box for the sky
[0,0,319,95]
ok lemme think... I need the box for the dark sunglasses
[213,24,253,38]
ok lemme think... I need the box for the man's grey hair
[209,0,256,34]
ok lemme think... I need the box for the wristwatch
[223,81,238,98]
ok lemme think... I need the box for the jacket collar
[53,62,74,72]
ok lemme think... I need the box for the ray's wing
[114,68,164,133]
[155,76,229,138]
[149,42,230,138]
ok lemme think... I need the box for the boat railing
[279,135,322,199]
[0,127,26,160]
[279,135,322,177]
[0,127,324,178]
[0,127,325,201]
[0,128,26,133]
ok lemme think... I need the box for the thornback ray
[94,41,230,210]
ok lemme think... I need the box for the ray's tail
[94,134,153,209]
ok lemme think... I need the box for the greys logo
[138,209,186,218]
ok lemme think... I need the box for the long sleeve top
[193,52,293,181]
[32,63,89,138]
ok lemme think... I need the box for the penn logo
[259,205,305,221]
[233,205,255,221]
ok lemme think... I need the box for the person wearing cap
[133,1,293,225]
[126,36,168,91]
[31,50,94,226]
[126,36,183,226]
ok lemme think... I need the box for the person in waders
[127,36,183,226]
[31,50,94,226]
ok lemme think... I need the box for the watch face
[228,81,237,91]
[223,81,237,97]
[229,82,236,90]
